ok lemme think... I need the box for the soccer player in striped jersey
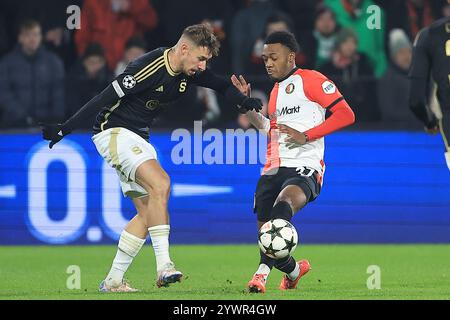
[41,24,262,292]
[231,31,355,293]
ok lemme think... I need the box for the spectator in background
[44,26,76,69]
[443,2,450,17]
[0,20,65,128]
[405,0,437,39]
[38,0,82,69]
[320,28,379,122]
[230,0,275,75]
[379,0,441,41]
[75,0,158,70]
[378,29,420,128]
[115,37,147,76]
[247,11,305,90]
[275,0,324,68]
[151,0,236,128]
[325,0,387,77]
[311,5,339,69]
[1,0,82,69]
[152,0,235,74]
[275,0,320,44]
[66,43,114,129]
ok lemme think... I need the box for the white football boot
[156,262,183,288]
[98,279,139,293]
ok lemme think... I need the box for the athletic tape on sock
[148,225,170,235]
[118,230,146,258]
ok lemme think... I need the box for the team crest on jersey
[285,83,295,94]
[123,75,136,89]
[322,81,336,94]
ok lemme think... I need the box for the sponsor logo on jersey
[285,83,295,94]
[269,105,301,119]
[145,100,160,110]
[322,81,336,94]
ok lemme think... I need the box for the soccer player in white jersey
[231,31,355,293]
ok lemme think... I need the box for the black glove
[426,115,439,130]
[238,97,263,114]
[40,123,69,149]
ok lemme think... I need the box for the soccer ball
[122,75,136,89]
[258,219,298,259]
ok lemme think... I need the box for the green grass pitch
[1,245,449,300]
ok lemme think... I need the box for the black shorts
[253,167,322,222]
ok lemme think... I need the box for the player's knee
[150,174,171,200]
[291,193,308,212]
[136,212,149,226]
[276,193,306,213]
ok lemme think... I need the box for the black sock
[259,250,276,269]
[271,201,293,221]
[275,255,297,274]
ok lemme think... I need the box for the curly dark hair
[264,31,300,53]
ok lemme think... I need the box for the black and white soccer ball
[122,75,136,89]
[258,219,298,259]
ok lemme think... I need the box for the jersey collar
[164,48,181,76]
[276,66,299,84]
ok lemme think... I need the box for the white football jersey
[251,68,344,184]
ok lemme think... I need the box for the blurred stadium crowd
[0,0,448,131]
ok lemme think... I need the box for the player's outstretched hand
[231,75,251,97]
[40,123,66,149]
[231,74,262,114]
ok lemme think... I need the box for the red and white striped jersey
[247,68,352,182]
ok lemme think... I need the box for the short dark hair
[125,37,147,51]
[18,19,41,35]
[265,11,295,34]
[182,24,220,57]
[315,4,336,20]
[264,31,300,53]
[82,43,105,59]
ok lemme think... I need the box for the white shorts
[92,127,157,198]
